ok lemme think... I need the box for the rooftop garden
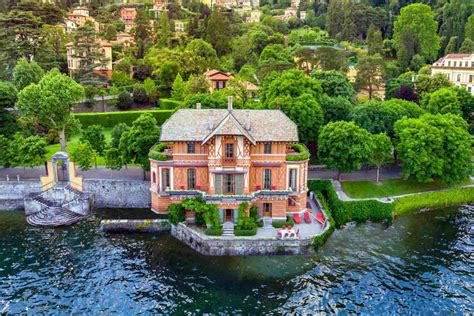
[286,144,310,161]
[149,143,170,161]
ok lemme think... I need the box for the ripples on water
[0,206,473,314]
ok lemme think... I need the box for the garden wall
[171,223,317,256]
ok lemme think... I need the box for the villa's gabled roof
[202,113,256,145]
[159,109,299,143]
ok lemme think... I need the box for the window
[288,198,296,206]
[469,75,473,83]
[162,168,170,190]
[223,174,235,194]
[289,169,297,191]
[152,172,157,184]
[468,87,472,93]
[263,169,272,190]
[187,143,195,154]
[454,61,457,67]
[263,203,272,216]
[448,61,451,66]
[457,74,461,82]
[225,143,234,161]
[187,169,196,189]
[471,62,474,67]
[264,143,272,154]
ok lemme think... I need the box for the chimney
[227,96,233,111]
[245,110,251,130]
[196,102,201,109]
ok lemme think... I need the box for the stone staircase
[222,221,235,236]
[262,217,273,229]
[27,206,85,227]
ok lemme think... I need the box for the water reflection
[0,206,472,313]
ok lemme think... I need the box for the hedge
[308,180,394,228]
[74,109,174,128]
[159,98,184,109]
[272,216,295,228]
[312,191,336,249]
[286,143,311,161]
[394,187,474,216]
[149,143,169,161]
[234,227,257,236]
[204,227,223,236]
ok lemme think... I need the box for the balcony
[149,143,173,161]
[286,144,310,161]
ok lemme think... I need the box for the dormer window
[225,143,234,161]
[264,143,272,154]
[187,142,195,154]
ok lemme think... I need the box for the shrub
[133,85,148,104]
[74,110,174,128]
[394,187,474,216]
[168,204,185,224]
[205,227,223,236]
[312,191,336,249]
[117,92,133,110]
[272,216,294,228]
[159,98,184,109]
[286,143,311,161]
[235,228,257,236]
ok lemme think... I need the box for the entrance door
[263,203,272,217]
[225,209,233,222]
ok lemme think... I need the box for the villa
[149,98,309,229]
[432,53,474,95]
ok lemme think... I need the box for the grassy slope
[45,128,113,166]
[341,179,460,198]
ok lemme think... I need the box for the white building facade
[432,53,474,95]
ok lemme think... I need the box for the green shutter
[236,175,243,194]
[215,174,222,194]
[218,209,224,223]
[233,209,238,224]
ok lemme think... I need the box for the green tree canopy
[81,124,106,156]
[394,113,472,184]
[171,73,187,101]
[110,122,130,149]
[367,24,383,55]
[12,58,44,91]
[355,54,386,100]
[393,4,440,70]
[261,69,322,105]
[15,68,84,151]
[70,141,96,171]
[0,81,17,107]
[266,93,324,144]
[414,74,451,100]
[318,121,374,179]
[119,113,161,178]
[319,95,354,124]
[311,70,355,100]
[423,87,462,115]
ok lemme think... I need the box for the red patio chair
[293,213,302,224]
[287,225,292,230]
[277,231,282,238]
[317,212,326,226]
[180,185,185,190]
[304,211,312,223]
[290,233,295,238]
[281,226,287,230]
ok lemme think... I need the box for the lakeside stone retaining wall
[101,219,170,234]
[0,181,41,211]
[171,223,320,256]
[77,179,150,209]
[0,179,150,210]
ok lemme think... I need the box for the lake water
[0,206,473,314]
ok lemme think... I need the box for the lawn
[341,179,469,199]
[45,128,113,166]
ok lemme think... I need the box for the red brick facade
[149,108,308,224]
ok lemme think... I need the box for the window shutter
[218,209,224,223]
[233,209,238,224]
[215,174,222,194]
[236,175,243,194]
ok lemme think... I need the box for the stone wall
[0,180,41,211]
[171,223,318,256]
[100,219,170,234]
[83,179,150,209]
[0,179,150,210]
